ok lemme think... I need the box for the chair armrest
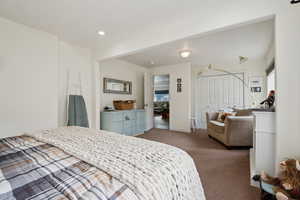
[206,112,218,122]
[224,116,254,146]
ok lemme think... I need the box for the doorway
[153,75,170,129]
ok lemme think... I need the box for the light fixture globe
[179,50,192,58]
[98,30,106,36]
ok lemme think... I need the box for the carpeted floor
[138,128,260,200]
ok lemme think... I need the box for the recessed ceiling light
[179,50,192,58]
[98,30,106,36]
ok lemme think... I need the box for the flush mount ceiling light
[98,30,106,36]
[179,50,192,58]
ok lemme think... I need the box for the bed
[0,127,206,200]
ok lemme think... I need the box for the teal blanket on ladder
[67,95,89,128]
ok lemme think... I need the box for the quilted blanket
[0,126,205,200]
[0,135,138,200]
[26,127,205,200]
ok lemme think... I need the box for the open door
[144,72,154,131]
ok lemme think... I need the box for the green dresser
[100,109,146,136]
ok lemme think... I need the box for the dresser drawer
[123,111,136,121]
[110,112,123,122]
[124,120,135,134]
[101,112,123,122]
[110,122,123,134]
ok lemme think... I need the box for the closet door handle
[125,116,130,120]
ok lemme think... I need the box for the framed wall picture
[249,76,264,93]
[177,78,182,93]
[103,78,132,94]
[251,87,262,93]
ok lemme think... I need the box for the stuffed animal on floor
[261,159,300,200]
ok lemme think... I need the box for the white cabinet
[250,111,276,187]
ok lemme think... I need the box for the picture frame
[103,78,132,94]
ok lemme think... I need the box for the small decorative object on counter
[104,106,114,111]
[260,90,275,108]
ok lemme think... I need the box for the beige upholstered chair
[206,110,254,149]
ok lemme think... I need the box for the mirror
[103,78,132,94]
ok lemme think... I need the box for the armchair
[206,111,253,148]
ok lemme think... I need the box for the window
[154,90,169,102]
[267,69,275,93]
[266,60,275,93]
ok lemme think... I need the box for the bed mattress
[0,127,206,200]
[0,135,137,200]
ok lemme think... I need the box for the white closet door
[196,73,244,129]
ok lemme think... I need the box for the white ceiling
[0,0,222,50]
[0,0,276,63]
[120,20,274,68]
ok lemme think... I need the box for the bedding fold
[26,126,206,200]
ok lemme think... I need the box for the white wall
[0,17,58,138]
[99,59,147,111]
[58,41,94,128]
[151,63,192,133]
[275,4,300,167]
[0,17,95,137]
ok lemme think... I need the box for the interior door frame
[152,74,170,130]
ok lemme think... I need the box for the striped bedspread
[0,136,138,200]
